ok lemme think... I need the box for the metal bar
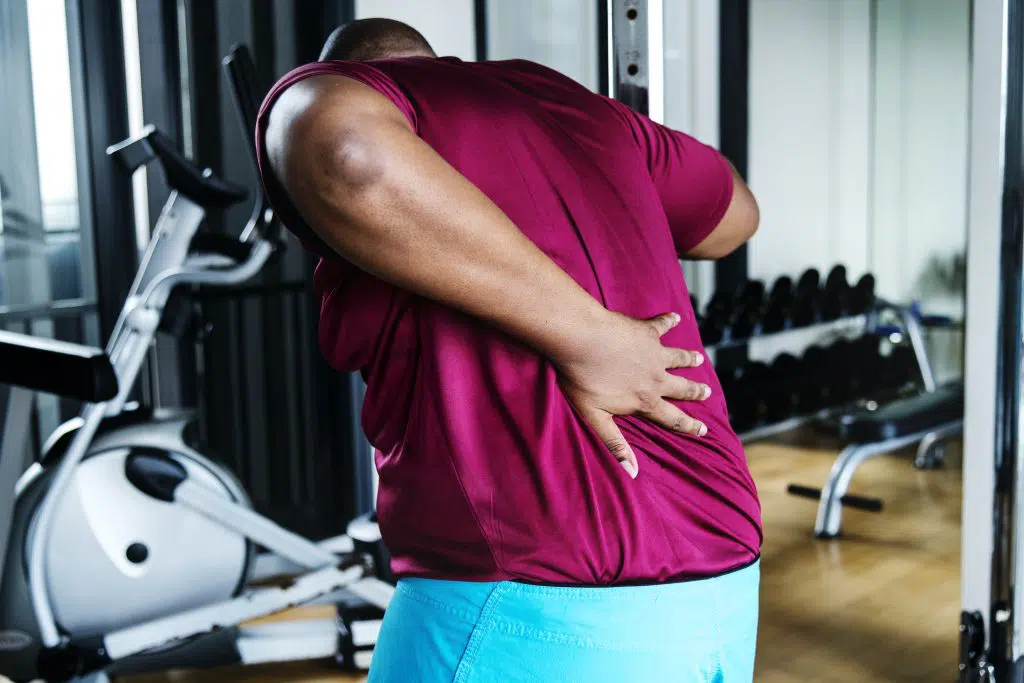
[991,0,1024,674]
[715,0,750,310]
[597,0,610,95]
[707,313,868,352]
[0,387,33,589]
[961,1,1010,677]
[174,479,338,570]
[249,534,355,583]
[610,0,651,115]
[75,0,137,342]
[65,0,100,312]
[235,620,339,665]
[0,299,97,323]
[901,309,938,392]
[814,421,963,537]
[103,564,364,661]
[474,0,488,61]
[29,402,109,646]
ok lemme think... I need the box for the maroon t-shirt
[256,57,762,585]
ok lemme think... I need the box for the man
[257,18,762,682]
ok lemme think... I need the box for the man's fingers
[664,347,704,369]
[661,375,712,402]
[647,312,681,337]
[646,400,708,437]
[578,405,639,478]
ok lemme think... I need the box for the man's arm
[265,75,712,477]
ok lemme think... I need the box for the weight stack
[336,594,385,672]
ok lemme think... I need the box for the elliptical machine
[0,46,391,683]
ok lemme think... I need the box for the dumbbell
[823,339,859,405]
[763,352,808,421]
[761,276,794,333]
[720,364,757,433]
[743,361,774,425]
[847,335,885,399]
[729,280,766,340]
[790,268,821,327]
[726,361,773,428]
[802,342,848,409]
[880,344,920,392]
[727,388,758,433]
[700,290,733,345]
[858,334,887,395]
[820,264,850,321]
[848,273,876,315]
[826,335,885,404]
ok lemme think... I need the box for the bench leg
[914,421,965,469]
[813,420,964,538]
[814,442,890,538]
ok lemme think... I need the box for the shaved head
[319,18,436,62]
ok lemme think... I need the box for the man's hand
[554,311,711,479]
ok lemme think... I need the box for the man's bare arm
[266,75,712,476]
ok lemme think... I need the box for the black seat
[838,382,964,443]
[0,330,118,403]
[106,125,248,209]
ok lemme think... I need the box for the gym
[0,0,1010,681]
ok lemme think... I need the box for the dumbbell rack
[706,300,943,445]
[706,312,869,353]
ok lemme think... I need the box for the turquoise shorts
[367,559,760,682]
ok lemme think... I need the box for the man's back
[257,56,761,585]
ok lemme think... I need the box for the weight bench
[787,382,964,538]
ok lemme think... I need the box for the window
[0,0,90,311]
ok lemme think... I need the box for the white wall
[872,0,970,317]
[748,0,970,316]
[663,0,719,307]
[487,0,598,90]
[355,0,476,60]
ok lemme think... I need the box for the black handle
[222,44,281,243]
[838,493,884,513]
[785,484,883,513]
[786,484,822,500]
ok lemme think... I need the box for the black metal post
[989,0,1024,678]
[72,0,136,343]
[597,0,609,96]
[716,0,749,295]
[474,0,488,61]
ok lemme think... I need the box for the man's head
[319,18,436,62]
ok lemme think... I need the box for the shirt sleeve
[608,100,735,255]
[254,61,417,258]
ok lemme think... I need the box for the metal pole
[609,0,658,118]
[0,387,33,590]
[990,0,1024,677]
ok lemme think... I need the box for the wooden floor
[124,436,962,683]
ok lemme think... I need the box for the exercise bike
[0,46,391,683]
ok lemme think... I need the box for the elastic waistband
[396,557,761,625]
